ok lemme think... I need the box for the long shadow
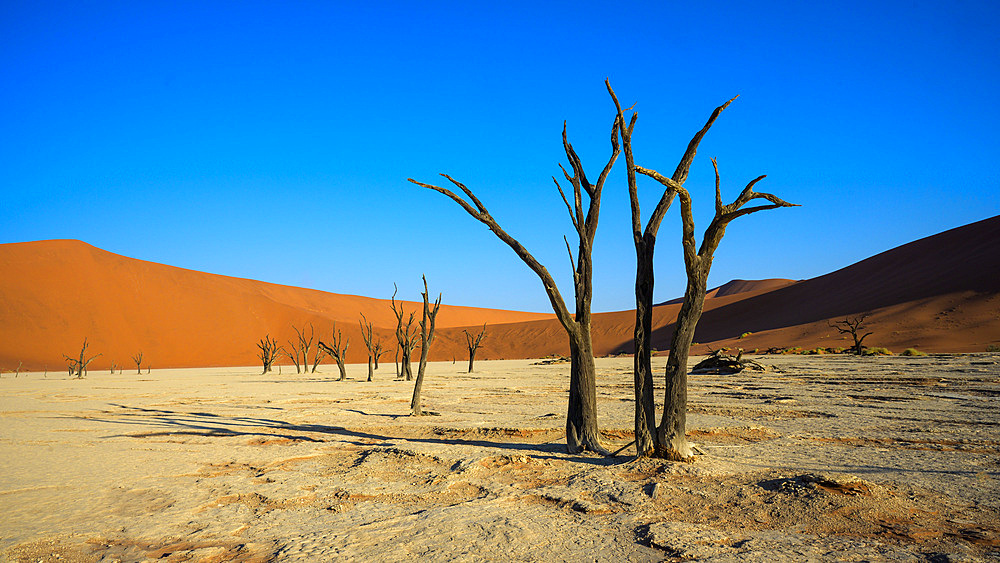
[72,404,630,466]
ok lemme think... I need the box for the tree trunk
[367,357,373,381]
[401,349,413,381]
[658,268,708,461]
[565,328,604,454]
[632,241,657,456]
[337,359,347,381]
[467,350,476,373]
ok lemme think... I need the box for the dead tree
[410,96,620,454]
[311,345,327,373]
[318,324,349,381]
[293,324,316,374]
[636,134,797,460]
[286,338,302,373]
[131,351,143,374]
[359,314,386,382]
[411,275,442,416]
[391,285,420,381]
[463,323,487,373]
[610,80,734,456]
[256,334,284,374]
[830,314,873,355]
[64,338,101,379]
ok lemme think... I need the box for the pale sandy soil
[2,355,999,562]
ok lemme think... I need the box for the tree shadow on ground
[70,404,630,466]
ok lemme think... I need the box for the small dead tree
[257,334,284,374]
[391,285,420,381]
[463,323,487,373]
[636,145,796,460]
[830,314,873,355]
[293,324,317,374]
[359,314,386,382]
[286,337,302,373]
[131,351,143,374]
[318,324,349,381]
[311,345,327,373]
[411,275,442,416]
[409,93,621,454]
[64,338,101,379]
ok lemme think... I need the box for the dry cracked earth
[1,354,999,562]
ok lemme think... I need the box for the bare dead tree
[64,338,101,379]
[257,334,284,374]
[311,345,327,373]
[463,323,487,374]
[286,337,302,374]
[359,314,386,382]
[109,362,115,375]
[391,285,420,381]
[636,134,797,460]
[830,314,873,355]
[411,275,442,416]
[293,324,316,374]
[318,324,349,381]
[409,95,621,454]
[609,80,736,457]
[131,351,143,374]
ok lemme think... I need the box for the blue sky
[2,1,998,313]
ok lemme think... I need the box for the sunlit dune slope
[0,240,551,370]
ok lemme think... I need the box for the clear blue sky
[2,1,998,313]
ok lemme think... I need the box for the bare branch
[672,95,738,184]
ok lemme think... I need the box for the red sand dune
[2,215,998,371]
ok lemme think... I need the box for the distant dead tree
[292,324,317,374]
[257,334,284,375]
[411,276,442,416]
[830,314,873,355]
[318,324,349,381]
[310,343,327,373]
[409,91,621,454]
[286,337,302,373]
[109,362,115,375]
[391,285,420,381]
[625,87,797,460]
[359,314,386,382]
[463,323,487,373]
[64,338,101,379]
[131,352,143,374]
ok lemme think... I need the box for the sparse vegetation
[987,344,1000,353]
[862,347,893,356]
[901,348,927,356]
[830,314,873,356]
[738,332,753,339]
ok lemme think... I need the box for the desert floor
[2,355,999,562]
